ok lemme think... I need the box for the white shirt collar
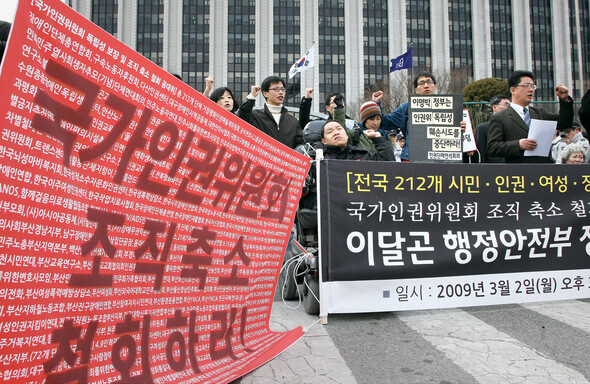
[510,102,529,121]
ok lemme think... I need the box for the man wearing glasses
[487,70,573,163]
[473,94,511,163]
[238,75,309,149]
[380,71,438,162]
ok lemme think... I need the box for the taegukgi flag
[288,44,315,79]
[389,47,413,73]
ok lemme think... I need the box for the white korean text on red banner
[0,0,310,382]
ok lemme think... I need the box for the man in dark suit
[474,94,511,163]
[580,89,590,164]
[580,88,590,131]
[487,70,573,163]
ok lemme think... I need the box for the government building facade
[69,0,589,110]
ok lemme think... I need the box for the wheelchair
[277,120,323,315]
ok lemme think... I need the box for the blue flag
[389,48,413,73]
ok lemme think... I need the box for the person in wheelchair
[296,119,394,210]
[317,120,395,161]
[282,119,395,312]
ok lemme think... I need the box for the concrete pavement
[239,301,356,384]
[236,299,590,384]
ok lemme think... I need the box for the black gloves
[333,94,344,109]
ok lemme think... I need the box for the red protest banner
[0,0,310,383]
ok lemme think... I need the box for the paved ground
[239,301,356,384]
[235,298,590,384]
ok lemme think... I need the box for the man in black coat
[578,88,590,164]
[474,94,511,163]
[298,120,394,209]
[487,70,573,163]
[238,75,309,149]
[315,120,394,161]
[579,88,590,131]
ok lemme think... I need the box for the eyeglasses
[517,83,537,90]
[268,87,286,93]
[417,80,435,86]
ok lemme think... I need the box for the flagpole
[409,43,413,98]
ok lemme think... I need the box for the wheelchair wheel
[303,275,320,315]
[279,251,298,300]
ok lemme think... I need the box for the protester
[324,92,348,128]
[579,89,590,131]
[397,133,406,150]
[315,120,394,161]
[380,71,438,162]
[388,131,402,162]
[238,75,311,149]
[297,118,395,211]
[487,70,573,163]
[202,74,255,114]
[348,101,394,154]
[209,86,241,113]
[474,94,510,163]
[553,122,588,163]
[559,142,587,164]
[556,122,589,163]
[203,75,214,97]
[377,76,466,162]
[563,122,587,145]
[551,129,567,163]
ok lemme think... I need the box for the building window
[406,0,431,70]
[273,1,301,106]
[490,0,513,80]
[137,0,163,67]
[92,0,117,37]
[363,0,389,89]
[448,0,472,80]
[318,0,346,111]
[228,0,255,103]
[569,0,590,99]
[530,0,554,100]
[182,0,210,90]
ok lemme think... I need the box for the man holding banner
[380,71,438,162]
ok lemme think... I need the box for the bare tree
[349,73,412,122]
[433,67,472,94]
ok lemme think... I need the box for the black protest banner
[318,160,590,314]
[320,161,590,281]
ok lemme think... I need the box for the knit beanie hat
[359,101,381,124]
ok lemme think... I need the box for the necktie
[523,107,531,127]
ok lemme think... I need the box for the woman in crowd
[209,86,239,113]
[205,75,260,114]
[348,101,394,154]
[560,142,587,164]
